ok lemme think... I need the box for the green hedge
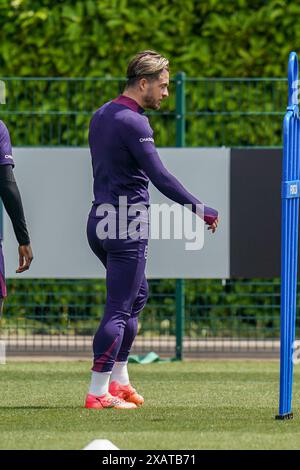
[0,0,300,146]
[0,0,299,78]
[0,0,297,146]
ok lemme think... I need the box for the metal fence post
[175,72,186,360]
[176,279,185,360]
[176,72,186,147]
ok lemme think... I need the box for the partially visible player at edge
[86,51,219,409]
[0,120,33,315]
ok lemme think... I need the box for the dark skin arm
[0,165,33,272]
[16,244,33,273]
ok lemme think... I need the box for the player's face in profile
[143,69,169,110]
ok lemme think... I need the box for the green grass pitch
[0,360,299,450]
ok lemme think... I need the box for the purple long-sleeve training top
[0,120,30,245]
[88,95,218,225]
[0,120,14,168]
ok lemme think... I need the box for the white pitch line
[83,439,119,450]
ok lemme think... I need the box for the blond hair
[126,50,169,87]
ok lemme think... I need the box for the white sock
[110,361,129,385]
[88,371,111,397]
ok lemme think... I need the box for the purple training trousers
[86,206,149,373]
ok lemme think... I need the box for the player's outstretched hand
[16,244,33,273]
[207,217,219,234]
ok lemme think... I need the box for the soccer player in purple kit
[0,120,33,315]
[85,51,219,410]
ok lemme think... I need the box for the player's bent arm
[121,117,218,225]
[138,150,218,224]
[0,164,31,246]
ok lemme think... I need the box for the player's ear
[139,78,148,92]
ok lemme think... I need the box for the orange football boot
[109,381,144,406]
[85,392,137,409]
